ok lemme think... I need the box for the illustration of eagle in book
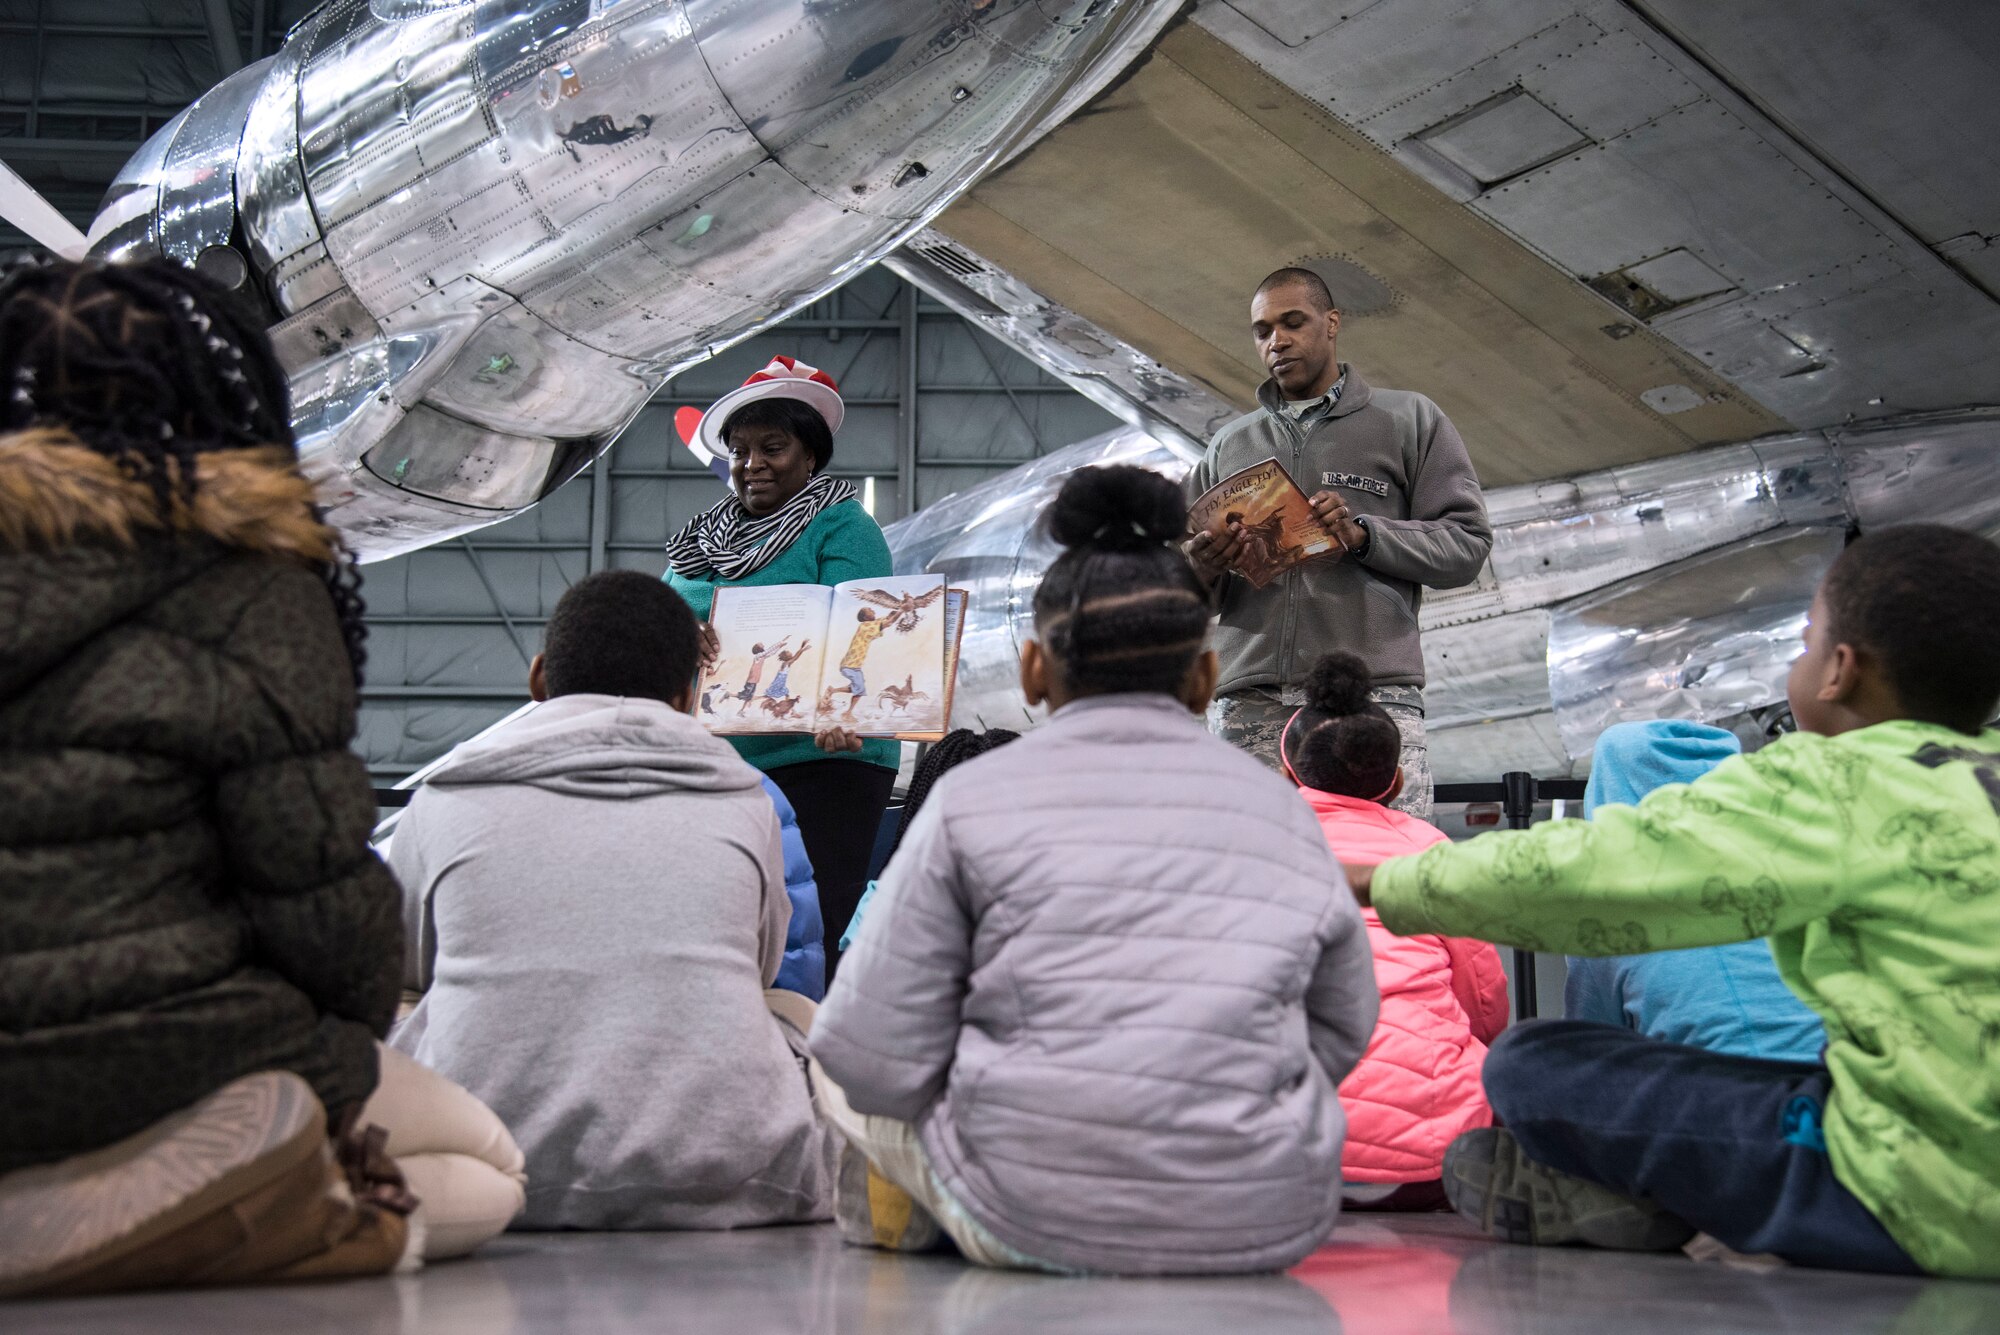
[851,586,947,633]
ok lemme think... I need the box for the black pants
[1485,1020,1920,1274]
[765,759,895,982]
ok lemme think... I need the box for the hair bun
[1047,464,1187,553]
[1304,652,1374,716]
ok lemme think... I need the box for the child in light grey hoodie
[812,467,1380,1275]
[389,572,836,1229]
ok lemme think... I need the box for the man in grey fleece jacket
[386,572,837,1229]
[1189,268,1492,818]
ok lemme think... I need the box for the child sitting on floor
[388,571,838,1229]
[1280,653,1508,1212]
[1565,720,1825,1062]
[0,259,517,1295]
[810,465,1379,1275]
[1346,524,2000,1278]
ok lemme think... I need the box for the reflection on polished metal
[88,0,1188,560]
[5,1217,1982,1335]
[888,425,1192,732]
[884,411,2000,780]
[886,228,1238,456]
[1545,528,1843,763]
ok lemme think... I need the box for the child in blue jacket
[762,778,826,1000]
[1563,720,1824,1062]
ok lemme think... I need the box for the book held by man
[698,573,966,741]
[1187,459,1338,588]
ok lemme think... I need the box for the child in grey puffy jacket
[811,467,1379,1275]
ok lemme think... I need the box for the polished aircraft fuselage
[882,411,2000,785]
[82,0,2000,782]
[88,0,1183,559]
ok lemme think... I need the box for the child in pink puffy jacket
[1281,654,1510,1210]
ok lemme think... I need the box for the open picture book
[1187,458,1340,588]
[698,573,967,741]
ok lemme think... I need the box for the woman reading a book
[663,357,898,976]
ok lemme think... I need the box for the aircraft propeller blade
[0,158,88,259]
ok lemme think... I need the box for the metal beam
[650,390,901,406]
[0,22,208,38]
[895,282,919,519]
[587,444,612,574]
[360,686,531,700]
[0,100,194,119]
[202,0,244,75]
[921,383,1075,394]
[367,616,553,626]
[456,538,534,669]
[28,0,47,138]
[610,468,886,481]
[961,326,1046,456]
[0,138,147,173]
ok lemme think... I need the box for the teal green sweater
[664,499,900,775]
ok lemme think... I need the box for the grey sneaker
[1442,1128,1696,1252]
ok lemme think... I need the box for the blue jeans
[1483,1020,1920,1274]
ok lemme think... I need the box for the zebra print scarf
[663,473,857,581]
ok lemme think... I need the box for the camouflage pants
[1208,685,1433,821]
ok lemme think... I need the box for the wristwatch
[1352,515,1373,558]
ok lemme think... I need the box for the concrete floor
[8,1215,1996,1334]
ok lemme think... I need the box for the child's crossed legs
[809,1060,1064,1272]
[1455,1020,1919,1274]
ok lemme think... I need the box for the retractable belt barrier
[373,770,1587,1018]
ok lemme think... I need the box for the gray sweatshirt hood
[424,694,764,799]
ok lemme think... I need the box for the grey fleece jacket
[812,694,1380,1275]
[387,694,835,1230]
[1190,365,1492,694]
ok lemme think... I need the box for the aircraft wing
[917,2,2000,487]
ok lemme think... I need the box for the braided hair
[1031,465,1210,696]
[0,256,367,683]
[889,727,1021,858]
[1284,652,1400,798]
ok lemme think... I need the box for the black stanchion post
[1501,771,1539,1023]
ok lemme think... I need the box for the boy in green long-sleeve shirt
[1349,524,2000,1278]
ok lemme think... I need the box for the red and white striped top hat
[680,355,845,461]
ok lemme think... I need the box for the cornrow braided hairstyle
[0,256,367,684]
[1031,464,1209,697]
[1284,652,1401,798]
[888,727,1022,859]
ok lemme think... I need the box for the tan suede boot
[0,1071,412,1297]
